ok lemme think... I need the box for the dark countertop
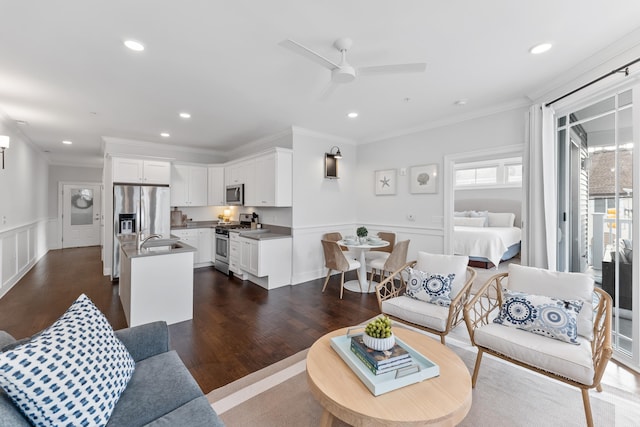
[118,234,197,258]
[171,220,221,230]
[238,229,291,241]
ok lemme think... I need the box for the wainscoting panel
[0,220,49,299]
[290,223,444,286]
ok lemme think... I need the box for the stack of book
[350,335,413,376]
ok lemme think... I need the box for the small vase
[362,333,395,351]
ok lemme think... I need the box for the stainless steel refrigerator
[112,185,171,279]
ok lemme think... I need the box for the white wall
[0,114,49,297]
[290,128,358,284]
[355,107,528,264]
[48,165,102,218]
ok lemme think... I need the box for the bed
[453,199,522,269]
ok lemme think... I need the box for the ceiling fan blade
[358,63,427,76]
[317,81,340,101]
[279,39,339,71]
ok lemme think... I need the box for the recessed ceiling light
[160,132,170,138]
[124,40,145,52]
[347,112,358,118]
[179,112,191,119]
[62,140,72,145]
[530,43,552,54]
[454,99,468,106]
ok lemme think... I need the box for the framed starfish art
[374,169,396,195]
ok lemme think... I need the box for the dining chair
[321,240,361,299]
[368,240,410,291]
[323,232,356,259]
[365,231,396,262]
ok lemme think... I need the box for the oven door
[215,233,229,262]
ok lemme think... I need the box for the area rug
[207,332,640,426]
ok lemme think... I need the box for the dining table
[338,239,389,293]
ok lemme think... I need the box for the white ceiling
[2,1,640,166]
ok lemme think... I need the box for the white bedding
[454,226,522,267]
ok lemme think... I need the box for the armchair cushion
[507,264,594,340]
[405,269,454,307]
[416,252,469,299]
[0,294,135,427]
[474,323,594,385]
[382,296,448,332]
[493,289,583,344]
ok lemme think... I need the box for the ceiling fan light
[332,66,356,83]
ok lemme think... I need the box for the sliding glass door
[556,87,638,369]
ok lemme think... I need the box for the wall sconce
[329,146,342,158]
[0,135,9,170]
[325,146,342,179]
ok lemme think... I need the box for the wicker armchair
[375,252,476,344]
[463,266,612,427]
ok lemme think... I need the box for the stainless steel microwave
[226,184,244,205]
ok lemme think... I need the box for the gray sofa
[0,321,224,427]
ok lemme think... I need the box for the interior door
[62,184,102,248]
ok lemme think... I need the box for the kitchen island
[118,235,196,327]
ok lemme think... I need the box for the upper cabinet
[171,164,208,206]
[207,166,225,206]
[225,149,292,207]
[112,157,171,185]
[255,150,292,207]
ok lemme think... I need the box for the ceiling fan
[279,37,426,97]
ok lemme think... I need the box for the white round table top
[338,239,389,249]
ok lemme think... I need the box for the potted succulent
[356,226,368,244]
[363,316,395,351]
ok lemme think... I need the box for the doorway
[556,88,637,369]
[59,183,102,248]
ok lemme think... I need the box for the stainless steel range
[214,213,255,274]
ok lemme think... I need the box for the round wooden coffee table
[306,327,472,426]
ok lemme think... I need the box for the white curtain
[522,104,557,269]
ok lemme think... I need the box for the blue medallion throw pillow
[405,268,455,307]
[493,289,584,345]
[0,294,135,427]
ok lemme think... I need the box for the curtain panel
[523,104,557,269]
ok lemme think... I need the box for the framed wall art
[410,164,438,194]
[374,169,396,195]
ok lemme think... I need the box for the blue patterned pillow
[405,268,455,307]
[493,289,584,344]
[0,294,135,427]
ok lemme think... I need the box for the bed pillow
[507,264,594,340]
[488,212,516,227]
[454,217,486,227]
[469,210,489,226]
[0,294,135,427]
[493,289,583,344]
[405,268,455,307]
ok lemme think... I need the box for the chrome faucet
[140,234,162,249]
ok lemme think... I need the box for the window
[455,157,522,188]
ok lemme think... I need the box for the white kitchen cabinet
[241,149,292,207]
[225,161,250,185]
[239,237,256,274]
[207,166,225,206]
[197,228,212,264]
[171,164,208,206]
[237,235,292,288]
[171,229,199,266]
[113,157,171,185]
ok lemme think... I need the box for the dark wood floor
[1,247,639,395]
[0,247,379,393]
